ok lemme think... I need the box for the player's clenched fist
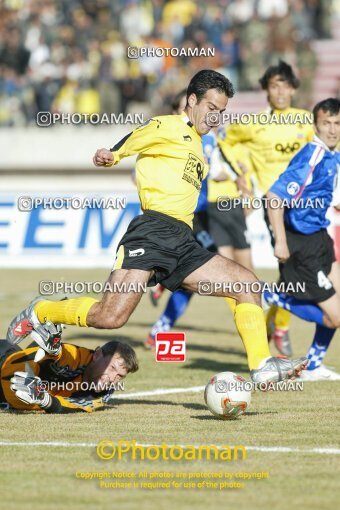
[93,148,114,167]
[274,240,290,263]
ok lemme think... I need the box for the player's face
[86,350,128,392]
[314,110,340,150]
[187,88,228,135]
[267,76,295,110]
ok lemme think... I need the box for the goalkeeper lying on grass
[0,322,138,413]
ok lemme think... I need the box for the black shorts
[207,201,250,249]
[193,211,217,253]
[280,228,336,302]
[114,210,216,292]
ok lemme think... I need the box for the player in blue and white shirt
[264,98,340,380]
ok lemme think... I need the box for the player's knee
[330,316,340,328]
[233,268,261,303]
[239,267,259,291]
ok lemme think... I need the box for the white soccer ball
[204,371,252,420]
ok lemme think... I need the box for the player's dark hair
[259,60,300,89]
[313,98,340,124]
[171,88,187,112]
[186,69,234,103]
[101,341,139,373]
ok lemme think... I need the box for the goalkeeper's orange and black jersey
[0,343,111,413]
[108,112,207,227]
[218,107,314,194]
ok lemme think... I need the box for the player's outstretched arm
[10,372,94,413]
[93,118,166,169]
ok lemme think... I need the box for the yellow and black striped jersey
[218,107,314,194]
[0,343,111,413]
[109,112,207,227]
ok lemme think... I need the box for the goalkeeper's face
[187,89,228,136]
[85,350,128,392]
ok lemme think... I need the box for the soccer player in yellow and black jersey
[1,322,138,413]
[217,61,315,357]
[7,70,307,385]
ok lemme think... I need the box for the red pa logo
[155,332,186,362]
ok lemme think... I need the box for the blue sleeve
[269,144,317,202]
[202,134,216,165]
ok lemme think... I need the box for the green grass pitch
[0,268,339,510]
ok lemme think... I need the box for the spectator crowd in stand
[0,0,335,126]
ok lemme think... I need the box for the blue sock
[264,290,324,326]
[307,325,336,370]
[151,290,192,337]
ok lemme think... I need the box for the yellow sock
[34,297,98,327]
[224,297,237,316]
[234,303,271,370]
[274,307,291,330]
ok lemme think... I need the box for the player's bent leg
[181,255,307,382]
[301,324,338,380]
[7,269,152,341]
[181,254,260,304]
[317,294,340,329]
[216,247,238,315]
[328,261,340,294]
[86,268,152,329]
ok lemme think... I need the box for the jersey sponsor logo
[128,248,145,257]
[182,153,204,191]
[275,142,300,154]
[155,332,186,362]
[287,182,300,195]
[183,135,192,142]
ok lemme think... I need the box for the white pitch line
[0,441,339,455]
[112,385,205,399]
[1,386,339,455]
